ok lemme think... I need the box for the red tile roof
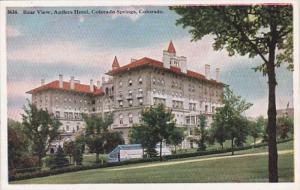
[27,80,104,95]
[112,56,120,68]
[167,41,176,53]
[107,57,223,85]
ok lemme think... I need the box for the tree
[211,87,252,155]
[7,119,29,174]
[167,127,185,154]
[171,5,292,182]
[249,116,264,146]
[143,104,178,161]
[22,101,61,166]
[277,116,293,139]
[84,114,124,163]
[103,131,125,153]
[197,114,208,151]
[129,124,157,158]
[63,141,75,164]
[131,104,177,161]
[52,146,69,169]
[209,115,228,149]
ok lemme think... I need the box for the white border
[0,0,298,190]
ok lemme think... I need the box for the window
[119,80,123,87]
[139,98,143,105]
[205,105,208,113]
[55,111,60,118]
[186,116,190,125]
[191,116,196,125]
[128,90,132,96]
[153,88,156,94]
[129,99,133,106]
[119,100,123,107]
[129,113,133,123]
[128,79,132,86]
[66,125,69,131]
[152,77,156,85]
[138,77,143,84]
[119,114,123,124]
[138,88,143,94]
[64,112,68,119]
[69,112,73,119]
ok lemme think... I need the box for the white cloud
[6,25,22,38]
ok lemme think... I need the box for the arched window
[119,114,123,124]
[128,79,133,86]
[128,113,133,123]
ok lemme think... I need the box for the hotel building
[27,41,224,150]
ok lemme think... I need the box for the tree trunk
[231,137,234,155]
[160,141,163,161]
[221,143,223,149]
[267,31,278,182]
[174,145,177,154]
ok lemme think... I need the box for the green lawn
[12,140,294,183]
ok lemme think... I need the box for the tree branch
[213,7,269,64]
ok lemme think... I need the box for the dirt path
[107,149,293,171]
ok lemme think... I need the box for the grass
[12,140,293,184]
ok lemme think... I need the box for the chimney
[90,79,94,92]
[97,81,101,89]
[41,79,45,86]
[205,64,211,80]
[59,74,63,88]
[102,76,106,84]
[216,68,220,82]
[70,76,75,90]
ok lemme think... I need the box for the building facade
[27,41,224,150]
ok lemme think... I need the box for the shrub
[9,138,293,182]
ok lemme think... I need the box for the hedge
[9,138,293,182]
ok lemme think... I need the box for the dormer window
[128,79,132,86]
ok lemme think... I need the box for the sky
[6,6,293,121]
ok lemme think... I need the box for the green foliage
[84,114,124,163]
[210,87,252,154]
[129,104,178,160]
[197,114,208,151]
[167,127,185,153]
[171,5,293,182]
[9,139,293,182]
[50,146,69,169]
[170,6,293,70]
[277,116,293,139]
[22,100,61,166]
[8,119,30,173]
[249,116,265,145]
